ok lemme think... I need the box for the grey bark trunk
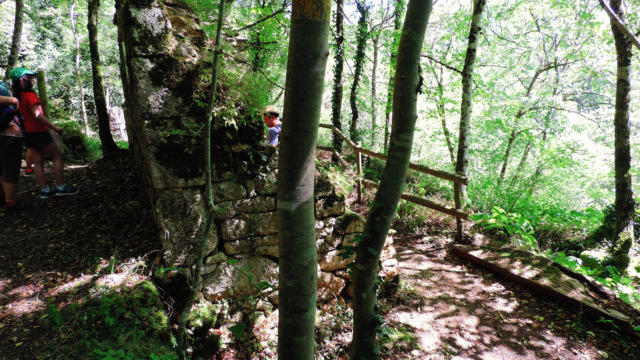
[70,0,90,136]
[350,0,433,358]
[383,0,404,152]
[4,0,23,82]
[277,0,330,358]
[454,0,486,242]
[609,0,635,272]
[88,0,119,156]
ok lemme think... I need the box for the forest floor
[0,151,639,359]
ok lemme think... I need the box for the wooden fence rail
[318,123,469,220]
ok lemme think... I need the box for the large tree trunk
[277,0,330,358]
[609,0,635,272]
[4,0,23,82]
[88,0,119,156]
[330,0,345,153]
[383,0,404,152]
[349,2,367,144]
[70,0,90,136]
[453,0,486,242]
[350,0,432,358]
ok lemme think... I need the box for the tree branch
[422,54,463,75]
[233,7,286,32]
[227,53,285,90]
[598,0,640,51]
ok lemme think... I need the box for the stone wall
[115,0,397,304]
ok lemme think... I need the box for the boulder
[203,256,278,300]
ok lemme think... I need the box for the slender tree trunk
[370,34,379,150]
[507,140,531,189]
[383,0,404,152]
[331,0,345,153]
[88,0,119,156]
[609,0,635,272]
[349,2,368,144]
[277,0,330,358]
[70,0,90,136]
[4,0,23,82]
[454,0,486,242]
[429,64,456,166]
[498,129,517,184]
[351,0,433,358]
[175,1,226,356]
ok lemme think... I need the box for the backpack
[0,81,19,131]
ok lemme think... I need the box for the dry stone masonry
[116,0,397,305]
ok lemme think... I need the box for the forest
[0,0,639,359]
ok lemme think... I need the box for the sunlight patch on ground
[50,274,93,296]
[3,297,45,316]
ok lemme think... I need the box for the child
[262,105,281,147]
[10,67,78,198]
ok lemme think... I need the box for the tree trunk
[370,34,379,150]
[349,2,368,144]
[454,0,486,242]
[350,0,433,358]
[609,0,635,273]
[383,0,404,152]
[498,129,517,184]
[331,0,345,153]
[70,0,90,136]
[176,0,226,356]
[507,140,532,190]
[4,0,23,82]
[277,0,330,358]
[88,0,119,156]
[429,64,456,166]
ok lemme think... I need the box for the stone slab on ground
[452,243,640,337]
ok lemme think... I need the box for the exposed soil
[0,151,639,359]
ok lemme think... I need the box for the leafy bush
[46,281,175,360]
[471,206,538,250]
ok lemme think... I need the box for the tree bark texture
[4,0,23,82]
[115,0,216,267]
[383,0,404,152]
[331,0,345,153]
[429,63,456,166]
[277,0,330,358]
[349,2,368,144]
[609,0,635,272]
[88,0,119,156]
[351,0,432,358]
[70,0,90,136]
[454,0,486,242]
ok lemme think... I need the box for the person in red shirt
[10,67,78,199]
[263,105,281,146]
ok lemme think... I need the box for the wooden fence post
[356,141,362,203]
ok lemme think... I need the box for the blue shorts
[23,131,53,149]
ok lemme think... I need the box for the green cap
[9,67,37,81]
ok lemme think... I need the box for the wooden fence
[318,123,468,220]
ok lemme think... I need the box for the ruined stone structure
[115,0,396,304]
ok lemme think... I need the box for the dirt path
[383,235,639,359]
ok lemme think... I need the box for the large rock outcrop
[115,0,397,304]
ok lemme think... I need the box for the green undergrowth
[472,206,640,313]
[45,277,177,360]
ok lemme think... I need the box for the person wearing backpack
[10,67,78,199]
[262,105,281,147]
[0,81,25,211]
